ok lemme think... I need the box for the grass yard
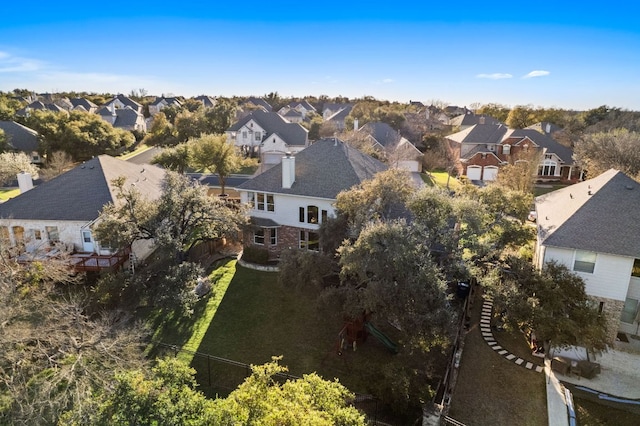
[448,291,547,426]
[424,170,462,190]
[149,260,424,423]
[0,188,20,201]
[533,184,569,197]
[117,144,153,160]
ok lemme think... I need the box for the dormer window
[503,144,511,155]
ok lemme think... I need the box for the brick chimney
[282,152,295,189]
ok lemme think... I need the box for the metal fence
[155,342,386,422]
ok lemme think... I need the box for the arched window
[538,159,557,176]
[307,205,319,224]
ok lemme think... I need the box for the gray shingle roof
[245,97,272,112]
[0,121,39,152]
[449,114,502,128]
[69,98,98,110]
[508,128,574,163]
[536,169,640,258]
[194,95,216,108]
[289,100,316,111]
[228,110,308,146]
[326,105,353,122]
[237,138,388,199]
[114,107,142,128]
[0,156,165,221]
[446,123,508,144]
[359,121,400,148]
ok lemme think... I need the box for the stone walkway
[480,296,544,373]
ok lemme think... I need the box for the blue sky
[2,1,640,110]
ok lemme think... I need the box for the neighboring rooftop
[0,156,165,221]
[0,120,39,152]
[237,138,388,199]
[536,169,640,258]
[229,110,308,146]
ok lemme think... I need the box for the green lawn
[118,144,153,160]
[533,184,569,197]
[448,290,547,426]
[0,188,20,201]
[424,170,462,190]
[149,261,415,409]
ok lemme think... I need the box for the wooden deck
[15,246,131,272]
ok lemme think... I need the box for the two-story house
[236,138,388,259]
[226,110,309,169]
[358,121,423,172]
[534,169,640,343]
[446,123,578,182]
[98,105,147,132]
[148,96,182,116]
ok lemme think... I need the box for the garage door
[466,166,481,180]
[483,166,499,181]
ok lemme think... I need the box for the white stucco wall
[543,246,633,301]
[240,191,335,229]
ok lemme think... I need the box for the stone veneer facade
[589,296,625,344]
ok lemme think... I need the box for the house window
[254,193,274,212]
[242,131,247,139]
[307,205,319,224]
[573,250,596,273]
[299,207,305,222]
[299,231,319,251]
[502,144,511,155]
[270,228,277,245]
[620,298,638,324]
[254,229,265,245]
[255,132,261,141]
[545,154,553,160]
[231,132,237,140]
[32,229,42,240]
[321,210,328,223]
[45,226,60,242]
[538,160,557,176]
[632,259,640,277]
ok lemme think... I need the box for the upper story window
[502,144,511,155]
[255,132,261,141]
[545,154,553,160]
[251,192,274,212]
[574,250,596,274]
[299,206,327,224]
[632,259,640,278]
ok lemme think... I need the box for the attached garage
[483,166,499,181]
[466,165,482,180]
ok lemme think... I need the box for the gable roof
[104,94,142,112]
[194,95,216,108]
[446,123,508,144]
[536,169,640,258]
[526,121,563,136]
[449,113,502,128]
[69,98,98,110]
[0,156,165,222]
[0,121,39,152]
[237,138,387,199]
[228,110,308,146]
[505,128,574,163]
[289,100,316,111]
[359,121,401,148]
[244,97,272,112]
[326,105,353,122]
[114,107,143,128]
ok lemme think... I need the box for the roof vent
[625,185,634,190]
[588,190,592,196]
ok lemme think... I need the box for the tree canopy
[481,257,609,351]
[91,357,365,426]
[95,171,247,261]
[0,151,39,185]
[573,128,640,179]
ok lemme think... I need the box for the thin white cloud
[0,52,43,73]
[476,73,513,80]
[372,78,395,85]
[382,78,394,83]
[523,70,550,79]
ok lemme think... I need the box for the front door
[82,230,94,252]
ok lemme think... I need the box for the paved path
[479,297,544,373]
[480,296,570,426]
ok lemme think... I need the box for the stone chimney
[282,152,295,189]
[17,171,34,193]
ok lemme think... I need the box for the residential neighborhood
[1,88,640,426]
